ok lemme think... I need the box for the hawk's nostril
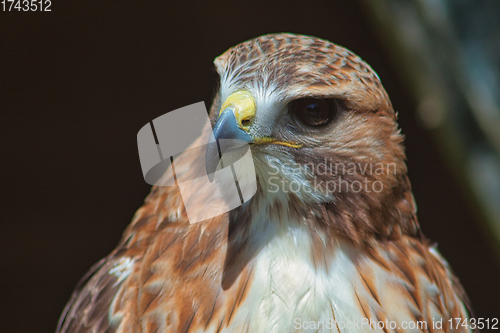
[241,118,253,128]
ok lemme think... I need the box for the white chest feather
[251,230,361,332]
[218,225,384,333]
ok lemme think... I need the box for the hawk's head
[206,34,418,244]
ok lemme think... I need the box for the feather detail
[58,33,474,333]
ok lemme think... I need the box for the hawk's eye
[291,98,337,126]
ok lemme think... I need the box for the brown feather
[58,33,474,333]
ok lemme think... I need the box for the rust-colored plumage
[57,34,473,333]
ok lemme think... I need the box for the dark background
[1,1,498,332]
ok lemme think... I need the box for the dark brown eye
[291,98,337,126]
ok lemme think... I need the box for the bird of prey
[57,33,473,332]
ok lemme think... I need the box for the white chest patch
[217,223,382,333]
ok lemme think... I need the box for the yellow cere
[219,90,303,149]
[219,91,256,131]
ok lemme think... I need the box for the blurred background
[1,0,499,331]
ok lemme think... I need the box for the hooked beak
[206,91,256,181]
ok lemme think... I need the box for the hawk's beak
[206,91,255,181]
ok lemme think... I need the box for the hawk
[57,34,473,332]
